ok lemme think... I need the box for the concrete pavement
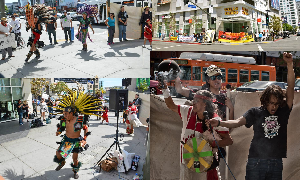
[0,112,148,180]
[0,20,150,78]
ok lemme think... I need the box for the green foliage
[5,5,8,13]
[268,15,282,34]
[282,23,293,32]
[50,81,68,95]
[137,79,149,92]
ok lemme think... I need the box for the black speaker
[109,89,128,113]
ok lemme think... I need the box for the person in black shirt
[23,101,29,122]
[133,94,142,119]
[118,6,128,42]
[47,97,54,116]
[209,52,295,180]
[45,16,58,45]
[16,99,23,125]
[139,6,152,39]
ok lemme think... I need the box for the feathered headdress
[56,88,103,116]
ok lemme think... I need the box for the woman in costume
[142,19,152,48]
[76,12,94,51]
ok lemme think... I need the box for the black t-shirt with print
[243,105,292,159]
[118,11,128,26]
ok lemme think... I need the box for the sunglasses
[209,75,222,80]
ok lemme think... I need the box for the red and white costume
[178,105,229,180]
[102,108,108,123]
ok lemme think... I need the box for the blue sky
[99,78,122,88]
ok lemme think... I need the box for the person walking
[118,6,128,42]
[0,17,14,60]
[9,15,21,47]
[45,16,58,45]
[60,10,73,42]
[16,99,23,125]
[40,98,47,122]
[76,12,94,51]
[139,6,152,39]
[105,13,115,45]
[32,100,37,117]
[47,97,53,116]
[142,19,152,48]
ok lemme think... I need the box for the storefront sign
[224,7,238,15]
[162,15,171,19]
[257,18,261,22]
[242,7,249,15]
[189,19,192,23]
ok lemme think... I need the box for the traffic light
[266,14,269,25]
[211,17,216,24]
[184,0,189,5]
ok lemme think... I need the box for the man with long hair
[209,52,295,180]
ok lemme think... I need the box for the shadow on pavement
[0,121,31,144]
[75,50,105,61]
[103,39,146,58]
[11,59,47,78]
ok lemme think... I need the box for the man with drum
[162,81,233,179]
[209,52,295,180]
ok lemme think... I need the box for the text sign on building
[257,18,261,22]
[242,7,249,15]
[224,7,239,15]
[189,19,192,23]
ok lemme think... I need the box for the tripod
[94,105,126,173]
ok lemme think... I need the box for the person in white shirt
[60,10,73,42]
[9,15,21,46]
[0,17,14,60]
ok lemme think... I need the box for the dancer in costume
[142,19,152,48]
[76,12,94,51]
[54,89,101,179]
[101,106,109,124]
[209,52,295,180]
[161,80,233,179]
[125,101,142,134]
[24,3,52,62]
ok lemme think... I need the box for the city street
[152,35,300,51]
[0,19,150,78]
[0,111,148,180]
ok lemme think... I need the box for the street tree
[268,15,282,34]
[50,81,68,96]
[31,78,50,99]
[282,23,293,32]
[188,15,203,33]
[137,78,149,92]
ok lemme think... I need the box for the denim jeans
[119,25,126,41]
[48,107,53,115]
[63,27,71,41]
[108,26,115,44]
[246,158,283,180]
[141,23,145,39]
[18,112,23,124]
[48,29,57,43]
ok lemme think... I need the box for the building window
[0,78,10,86]
[11,78,22,86]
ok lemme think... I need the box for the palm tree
[268,15,282,35]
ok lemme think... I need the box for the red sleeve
[177,105,181,118]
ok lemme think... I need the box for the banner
[0,34,16,49]
[178,35,194,42]
[270,0,280,11]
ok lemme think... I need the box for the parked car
[236,81,286,92]
[56,13,62,18]
[150,80,162,95]
[297,32,300,36]
[69,12,80,21]
[294,78,300,91]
